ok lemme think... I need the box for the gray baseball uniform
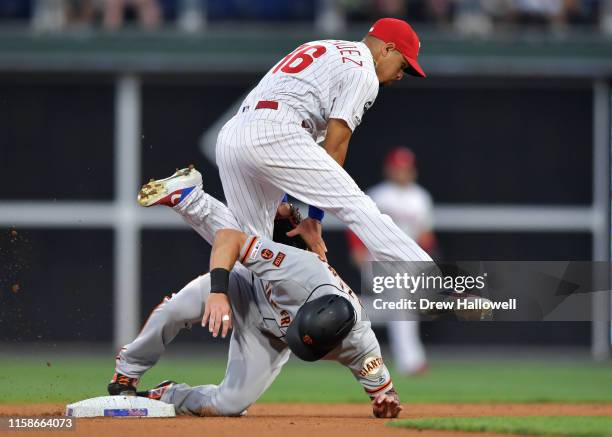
[115,190,393,416]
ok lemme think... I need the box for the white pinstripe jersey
[240,40,380,143]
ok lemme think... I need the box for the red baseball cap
[368,18,426,78]
[385,147,416,169]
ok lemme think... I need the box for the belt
[255,100,278,110]
[249,100,309,129]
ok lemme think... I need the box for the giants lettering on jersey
[359,355,384,379]
[328,40,363,67]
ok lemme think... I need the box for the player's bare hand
[286,217,328,261]
[202,293,232,338]
[372,390,402,418]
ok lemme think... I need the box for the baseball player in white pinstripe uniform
[209,17,431,265]
[169,17,436,348]
[136,19,432,299]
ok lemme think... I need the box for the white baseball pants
[215,108,433,263]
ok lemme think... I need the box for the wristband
[308,205,324,221]
[210,268,229,294]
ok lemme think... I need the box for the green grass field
[392,416,612,437]
[1,355,611,404]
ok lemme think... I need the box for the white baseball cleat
[137,165,202,207]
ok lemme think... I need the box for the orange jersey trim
[240,236,258,264]
[365,379,393,395]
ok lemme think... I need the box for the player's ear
[383,42,396,57]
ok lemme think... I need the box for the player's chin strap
[210,268,229,294]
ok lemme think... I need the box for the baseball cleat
[450,293,494,321]
[108,372,139,396]
[137,165,202,207]
[137,380,176,401]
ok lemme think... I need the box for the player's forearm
[323,139,349,166]
[206,229,242,338]
[323,118,352,166]
[210,229,247,271]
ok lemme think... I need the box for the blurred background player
[347,147,436,376]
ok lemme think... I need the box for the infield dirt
[1,403,611,437]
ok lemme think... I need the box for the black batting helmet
[286,294,357,362]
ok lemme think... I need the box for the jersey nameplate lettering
[328,40,363,67]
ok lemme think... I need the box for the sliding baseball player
[109,172,401,418]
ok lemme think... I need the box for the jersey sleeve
[328,69,379,132]
[325,320,394,399]
[238,235,317,289]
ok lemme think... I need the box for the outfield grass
[1,356,611,404]
[392,416,612,437]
